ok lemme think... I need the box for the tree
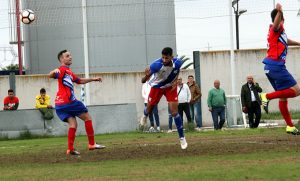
[1,64,22,71]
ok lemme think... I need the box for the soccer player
[140,47,188,149]
[261,3,300,135]
[49,50,106,155]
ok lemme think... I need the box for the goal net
[226,95,247,128]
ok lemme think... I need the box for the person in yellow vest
[36,88,54,120]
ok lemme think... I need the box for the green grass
[262,110,300,120]
[0,129,300,180]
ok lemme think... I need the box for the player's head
[161,47,173,66]
[8,89,14,98]
[188,75,194,83]
[214,80,220,89]
[40,88,46,97]
[271,9,284,23]
[57,49,72,66]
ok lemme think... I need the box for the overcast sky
[0,0,299,67]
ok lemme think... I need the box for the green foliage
[1,64,25,71]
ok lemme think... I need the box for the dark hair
[188,75,194,78]
[57,49,68,61]
[8,89,14,93]
[40,88,46,94]
[161,47,173,56]
[271,9,283,22]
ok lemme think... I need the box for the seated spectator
[3,89,19,111]
[36,88,54,120]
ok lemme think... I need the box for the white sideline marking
[0,146,26,149]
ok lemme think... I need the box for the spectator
[3,89,19,111]
[187,75,202,130]
[207,80,226,130]
[177,77,192,124]
[36,88,54,120]
[142,81,160,132]
[167,105,173,133]
[241,75,262,128]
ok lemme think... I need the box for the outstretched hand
[93,77,102,82]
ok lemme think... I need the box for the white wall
[199,47,300,126]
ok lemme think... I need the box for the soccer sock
[279,100,294,127]
[173,113,184,138]
[68,128,76,151]
[85,120,95,145]
[266,88,296,100]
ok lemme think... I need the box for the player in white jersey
[141,47,187,149]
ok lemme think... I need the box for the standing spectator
[177,77,192,124]
[142,81,160,132]
[36,88,54,120]
[167,104,173,133]
[241,75,262,128]
[187,75,202,130]
[3,89,19,111]
[207,80,226,130]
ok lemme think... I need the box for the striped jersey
[54,66,81,106]
[148,58,182,88]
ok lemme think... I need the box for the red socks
[279,100,294,127]
[68,128,76,151]
[85,120,95,145]
[266,88,296,100]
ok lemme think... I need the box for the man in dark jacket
[241,75,263,128]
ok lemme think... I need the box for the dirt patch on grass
[1,133,300,164]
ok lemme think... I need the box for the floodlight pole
[82,0,90,105]
[15,0,23,75]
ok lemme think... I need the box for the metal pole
[82,0,90,105]
[15,0,22,75]
[236,0,239,50]
[229,0,236,95]
[229,0,237,124]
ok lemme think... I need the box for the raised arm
[79,77,102,84]
[287,39,300,46]
[273,3,283,31]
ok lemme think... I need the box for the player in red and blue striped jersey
[49,50,106,155]
[261,3,300,135]
[141,47,188,149]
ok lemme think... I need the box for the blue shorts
[55,100,88,122]
[264,64,297,91]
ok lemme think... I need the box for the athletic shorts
[55,100,88,122]
[148,86,178,106]
[264,64,297,91]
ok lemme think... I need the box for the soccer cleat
[195,127,202,131]
[88,143,106,150]
[167,129,172,133]
[139,115,147,126]
[66,149,80,156]
[180,137,188,150]
[149,126,155,132]
[260,93,269,114]
[286,126,300,135]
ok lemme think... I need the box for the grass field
[1,128,300,181]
